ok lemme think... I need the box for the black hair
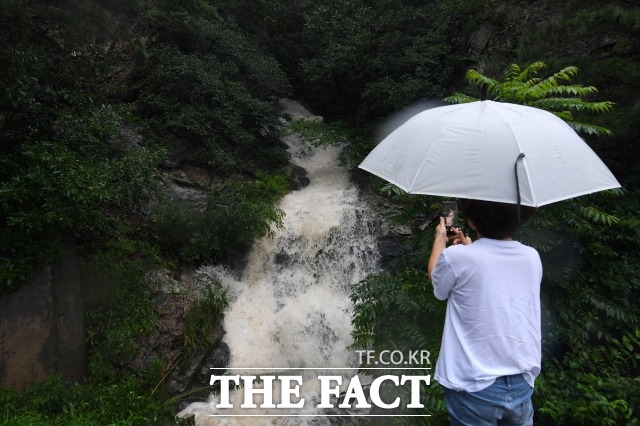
[460,199,536,240]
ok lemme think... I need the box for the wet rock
[159,169,208,204]
[166,347,209,396]
[127,270,230,404]
[287,162,311,190]
[115,123,144,150]
[377,238,413,274]
[129,271,188,372]
[197,342,230,386]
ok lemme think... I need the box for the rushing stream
[177,100,381,425]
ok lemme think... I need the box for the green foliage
[350,268,448,422]
[349,192,450,423]
[182,283,231,351]
[298,0,482,124]
[535,328,640,425]
[0,0,159,291]
[137,1,291,175]
[83,238,166,366]
[2,1,639,424]
[1,0,294,293]
[534,192,640,348]
[351,269,444,351]
[287,118,375,168]
[213,0,308,84]
[152,172,287,264]
[347,189,450,423]
[526,188,640,425]
[0,373,174,425]
[445,62,615,136]
[287,119,350,148]
[514,2,640,189]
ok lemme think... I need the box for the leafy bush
[350,259,448,421]
[0,373,174,426]
[298,0,482,124]
[137,1,291,174]
[0,1,159,292]
[535,328,640,425]
[83,238,168,367]
[152,172,287,264]
[182,283,231,351]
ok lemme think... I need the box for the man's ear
[468,220,477,231]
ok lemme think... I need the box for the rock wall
[0,242,86,391]
[466,0,566,76]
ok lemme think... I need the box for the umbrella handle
[515,153,526,224]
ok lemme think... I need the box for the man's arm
[428,217,449,280]
[428,216,472,281]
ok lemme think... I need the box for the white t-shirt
[431,238,542,392]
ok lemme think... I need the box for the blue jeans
[443,374,534,426]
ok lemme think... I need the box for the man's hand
[436,217,472,245]
[449,226,472,245]
[434,216,449,241]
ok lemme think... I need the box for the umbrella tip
[480,84,488,101]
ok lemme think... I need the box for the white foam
[178,101,380,425]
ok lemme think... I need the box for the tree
[0,0,158,291]
[298,0,481,124]
[135,0,294,264]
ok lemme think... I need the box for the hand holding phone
[441,201,458,237]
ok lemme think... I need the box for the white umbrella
[359,100,620,207]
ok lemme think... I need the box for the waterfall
[177,100,381,425]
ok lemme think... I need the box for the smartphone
[441,201,458,237]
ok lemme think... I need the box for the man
[427,199,542,426]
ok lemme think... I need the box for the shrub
[152,172,287,265]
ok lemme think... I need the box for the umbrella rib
[406,126,447,194]
[404,105,469,194]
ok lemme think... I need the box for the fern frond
[587,101,616,114]
[443,92,478,104]
[528,78,557,99]
[379,183,408,198]
[530,97,615,114]
[550,84,597,97]
[465,69,499,89]
[552,66,580,82]
[505,61,546,83]
[578,205,621,226]
[503,63,523,81]
[526,67,581,99]
[528,83,598,100]
[567,121,614,137]
[493,81,530,102]
[530,97,582,111]
[587,294,634,323]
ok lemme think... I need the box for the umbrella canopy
[359,100,620,207]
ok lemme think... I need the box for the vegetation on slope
[2,0,639,424]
